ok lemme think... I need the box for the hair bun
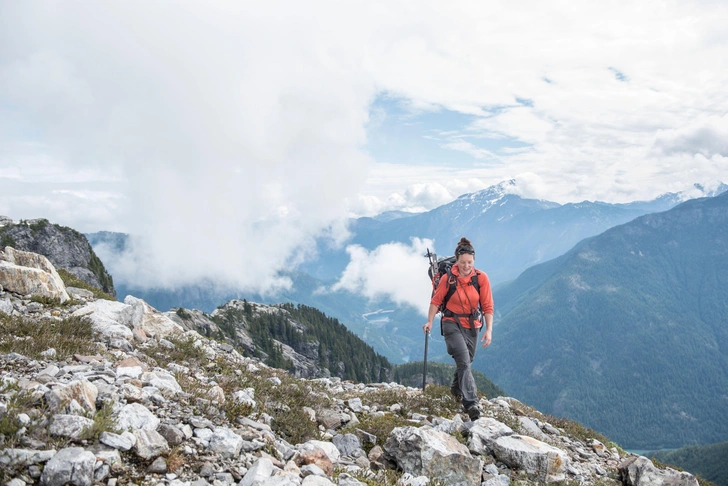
[455,237,475,256]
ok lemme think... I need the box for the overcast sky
[2,1,728,293]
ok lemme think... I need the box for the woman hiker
[423,237,494,420]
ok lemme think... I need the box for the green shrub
[349,413,411,451]
[143,335,209,369]
[57,269,116,301]
[0,233,15,248]
[213,360,330,444]
[0,390,39,448]
[82,403,119,440]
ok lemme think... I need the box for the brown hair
[454,237,475,256]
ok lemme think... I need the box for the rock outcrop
[0,217,115,296]
[618,456,699,486]
[0,261,705,486]
[0,247,70,303]
[167,300,331,380]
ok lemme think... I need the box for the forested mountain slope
[476,192,728,449]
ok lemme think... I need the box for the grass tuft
[142,335,210,369]
[0,314,99,360]
[354,384,464,419]
[543,414,611,446]
[166,447,185,473]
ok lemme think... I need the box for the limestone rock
[66,286,94,300]
[133,429,170,460]
[467,418,514,455]
[148,456,168,473]
[239,457,276,486]
[619,455,699,486]
[294,446,335,476]
[0,247,70,302]
[0,219,115,295]
[493,434,569,483]
[317,408,350,430]
[72,299,134,340]
[141,369,182,396]
[0,297,13,315]
[40,447,96,486]
[99,431,134,451]
[384,426,482,486]
[115,402,160,431]
[0,448,56,467]
[208,426,244,458]
[518,416,547,440]
[46,380,98,413]
[347,397,363,413]
[397,473,431,486]
[124,295,184,338]
[232,387,256,408]
[333,433,365,458]
[49,414,95,440]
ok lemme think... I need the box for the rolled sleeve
[430,277,449,307]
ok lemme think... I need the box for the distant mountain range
[86,180,728,367]
[477,191,728,449]
[301,180,728,285]
[10,182,728,457]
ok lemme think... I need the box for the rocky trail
[0,246,701,486]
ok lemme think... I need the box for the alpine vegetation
[0,247,706,485]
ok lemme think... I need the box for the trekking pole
[422,330,429,391]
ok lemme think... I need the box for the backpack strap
[440,270,482,334]
[442,270,480,311]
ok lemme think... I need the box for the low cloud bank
[332,238,435,316]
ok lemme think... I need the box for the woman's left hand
[481,328,492,348]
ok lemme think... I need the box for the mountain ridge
[478,191,728,449]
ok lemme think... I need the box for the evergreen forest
[212,301,391,384]
[648,442,728,486]
[392,360,505,399]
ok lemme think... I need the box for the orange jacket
[430,264,494,329]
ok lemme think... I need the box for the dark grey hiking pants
[442,319,479,410]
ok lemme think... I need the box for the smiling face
[456,253,474,277]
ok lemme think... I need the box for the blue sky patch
[608,67,629,82]
[366,94,531,167]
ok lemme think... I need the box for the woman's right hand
[423,321,433,334]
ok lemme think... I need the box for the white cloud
[2,0,728,292]
[653,115,728,157]
[332,238,434,316]
[1,2,374,290]
[347,178,493,216]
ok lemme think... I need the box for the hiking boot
[466,404,482,421]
